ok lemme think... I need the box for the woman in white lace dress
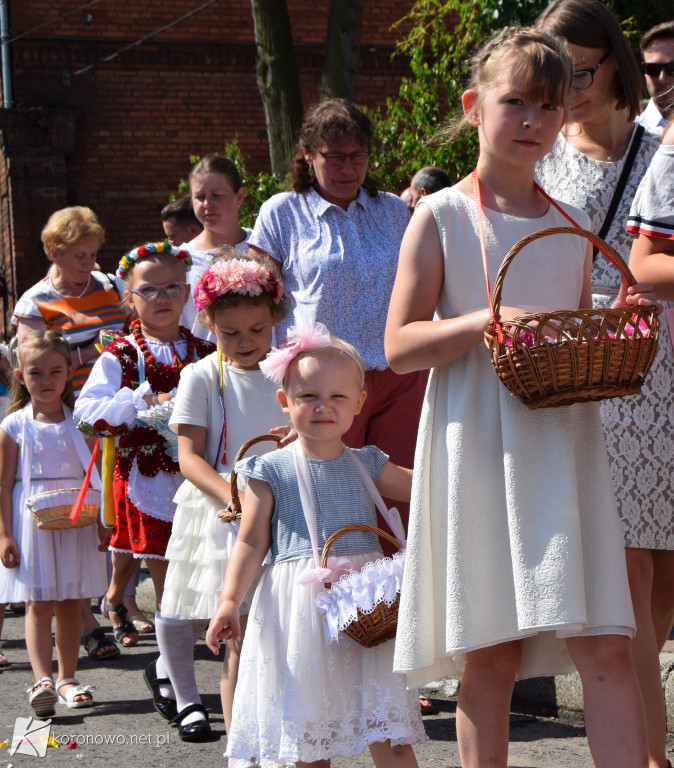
[537,3,672,767]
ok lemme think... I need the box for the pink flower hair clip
[260,318,363,386]
[193,258,284,312]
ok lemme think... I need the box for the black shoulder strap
[593,123,645,259]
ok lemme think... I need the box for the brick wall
[1,0,413,306]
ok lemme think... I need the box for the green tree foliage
[367,0,548,192]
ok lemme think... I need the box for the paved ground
[1,576,672,768]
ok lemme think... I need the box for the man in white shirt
[636,20,674,129]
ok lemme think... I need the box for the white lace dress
[227,448,426,766]
[537,128,673,549]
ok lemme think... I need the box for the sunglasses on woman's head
[127,281,187,301]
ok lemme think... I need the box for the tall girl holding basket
[0,330,108,716]
[157,249,288,747]
[74,244,213,649]
[206,321,426,768]
[385,27,653,768]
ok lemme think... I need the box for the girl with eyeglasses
[74,243,214,651]
[537,3,673,767]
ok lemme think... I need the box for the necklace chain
[50,271,92,298]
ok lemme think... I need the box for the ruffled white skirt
[161,479,257,619]
[0,479,107,602]
[226,554,427,766]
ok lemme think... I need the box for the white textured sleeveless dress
[393,187,635,689]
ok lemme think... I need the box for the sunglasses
[128,281,187,301]
[643,61,674,78]
[573,51,611,91]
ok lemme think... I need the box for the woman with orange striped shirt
[14,207,126,395]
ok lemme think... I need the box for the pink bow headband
[193,258,284,312]
[259,319,363,386]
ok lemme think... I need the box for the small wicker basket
[484,226,659,409]
[27,488,100,531]
[320,523,402,648]
[218,433,283,522]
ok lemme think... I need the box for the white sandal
[27,676,57,718]
[56,678,95,709]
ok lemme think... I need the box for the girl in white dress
[385,26,653,768]
[160,249,288,749]
[0,330,107,717]
[206,321,425,768]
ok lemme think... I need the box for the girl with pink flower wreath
[157,247,289,753]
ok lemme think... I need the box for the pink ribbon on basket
[70,438,99,524]
[298,556,355,585]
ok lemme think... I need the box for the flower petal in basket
[315,549,405,644]
[484,226,659,410]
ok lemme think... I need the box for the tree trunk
[249,0,304,174]
[320,0,364,102]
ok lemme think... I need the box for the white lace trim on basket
[314,549,405,643]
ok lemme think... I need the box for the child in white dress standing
[385,26,652,768]
[0,330,107,716]
[159,249,288,747]
[206,321,425,768]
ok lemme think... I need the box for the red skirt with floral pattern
[109,477,172,559]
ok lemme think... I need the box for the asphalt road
[1,589,672,768]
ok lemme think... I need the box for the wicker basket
[320,523,402,648]
[27,488,100,531]
[218,433,283,522]
[484,226,659,409]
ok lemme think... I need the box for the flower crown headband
[260,319,363,386]
[117,241,192,279]
[193,257,284,312]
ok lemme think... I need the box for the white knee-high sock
[155,611,208,724]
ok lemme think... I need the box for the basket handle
[218,433,283,522]
[320,523,402,587]
[490,226,637,324]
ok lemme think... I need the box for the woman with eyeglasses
[248,99,427,551]
[537,3,672,767]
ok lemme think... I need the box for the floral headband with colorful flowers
[193,258,284,312]
[117,241,192,279]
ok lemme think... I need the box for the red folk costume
[75,320,214,558]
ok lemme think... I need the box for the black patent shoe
[143,660,177,721]
[169,703,212,742]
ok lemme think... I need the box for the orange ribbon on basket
[70,438,99,524]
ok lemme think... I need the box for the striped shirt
[236,444,389,563]
[627,143,674,241]
[13,271,126,393]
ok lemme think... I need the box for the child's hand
[142,392,174,407]
[205,600,241,653]
[97,523,112,551]
[612,274,661,312]
[0,535,19,568]
[270,425,297,448]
